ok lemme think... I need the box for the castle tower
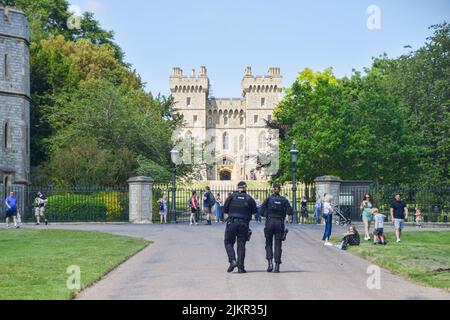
[0,7,30,195]
[170,67,209,178]
[242,67,282,180]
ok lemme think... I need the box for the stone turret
[0,6,30,190]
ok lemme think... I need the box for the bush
[46,194,108,222]
[93,191,126,221]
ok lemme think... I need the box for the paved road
[28,223,450,300]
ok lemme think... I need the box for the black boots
[267,260,274,273]
[274,263,280,273]
[238,268,247,274]
[227,260,237,273]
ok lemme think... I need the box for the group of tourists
[3,191,48,228]
[322,192,410,248]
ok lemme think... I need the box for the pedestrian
[314,194,322,225]
[254,197,262,223]
[336,226,360,250]
[360,193,376,241]
[322,194,334,246]
[215,193,223,223]
[34,191,48,226]
[415,208,422,228]
[372,208,387,245]
[223,181,257,274]
[261,184,293,273]
[203,186,215,225]
[189,191,199,225]
[390,194,409,243]
[4,192,19,229]
[157,196,168,224]
[300,197,308,224]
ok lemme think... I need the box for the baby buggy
[334,206,352,226]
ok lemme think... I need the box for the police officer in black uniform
[261,184,293,273]
[223,181,258,274]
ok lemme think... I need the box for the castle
[170,66,282,182]
[0,7,30,193]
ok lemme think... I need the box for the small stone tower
[0,6,30,194]
[170,67,209,135]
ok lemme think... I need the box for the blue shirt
[5,196,17,211]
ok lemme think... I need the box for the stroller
[334,206,352,226]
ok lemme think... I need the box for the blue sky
[68,0,450,97]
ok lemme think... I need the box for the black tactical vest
[268,195,286,218]
[228,192,252,220]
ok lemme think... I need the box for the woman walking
[189,191,199,225]
[322,195,335,246]
[360,193,376,241]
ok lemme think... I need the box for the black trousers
[224,220,249,268]
[265,218,284,264]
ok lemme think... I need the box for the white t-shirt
[374,214,386,229]
[324,202,332,215]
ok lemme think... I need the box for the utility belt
[229,217,249,223]
[267,215,284,221]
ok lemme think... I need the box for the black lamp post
[290,142,299,224]
[170,147,180,224]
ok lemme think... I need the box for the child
[157,196,168,224]
[373,208,387,245]
[336,226,360,250]
[415,208,422,228]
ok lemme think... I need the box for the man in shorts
[34,191,48,226]
[390,193,408,243]
[4,192,19,229]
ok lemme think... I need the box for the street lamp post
[290,143,299,224]
[170,147,180,224]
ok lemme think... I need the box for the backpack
[188,198,193,208]
[158,200,164,211]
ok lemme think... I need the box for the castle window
[224,116,228,126]
[254,115,259,124]
[239,135,244,151]
[223,132,229,150]
[208,117,212,126]
[268,115,272,122]
[240,117,244,126]
[193,115,198,124]
[186,97,191,107]
[4,54,9,79]
[261,98,266,107]
[4,122,11,149]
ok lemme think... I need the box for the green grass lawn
[0,229,149,300]
[340,231,450,290]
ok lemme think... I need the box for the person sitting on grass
[373,208,387,245]
[336,226,360,250]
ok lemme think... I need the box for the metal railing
[0,185,129,223]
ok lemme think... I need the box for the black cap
[238,181,247,188]
[273,183,281,189]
